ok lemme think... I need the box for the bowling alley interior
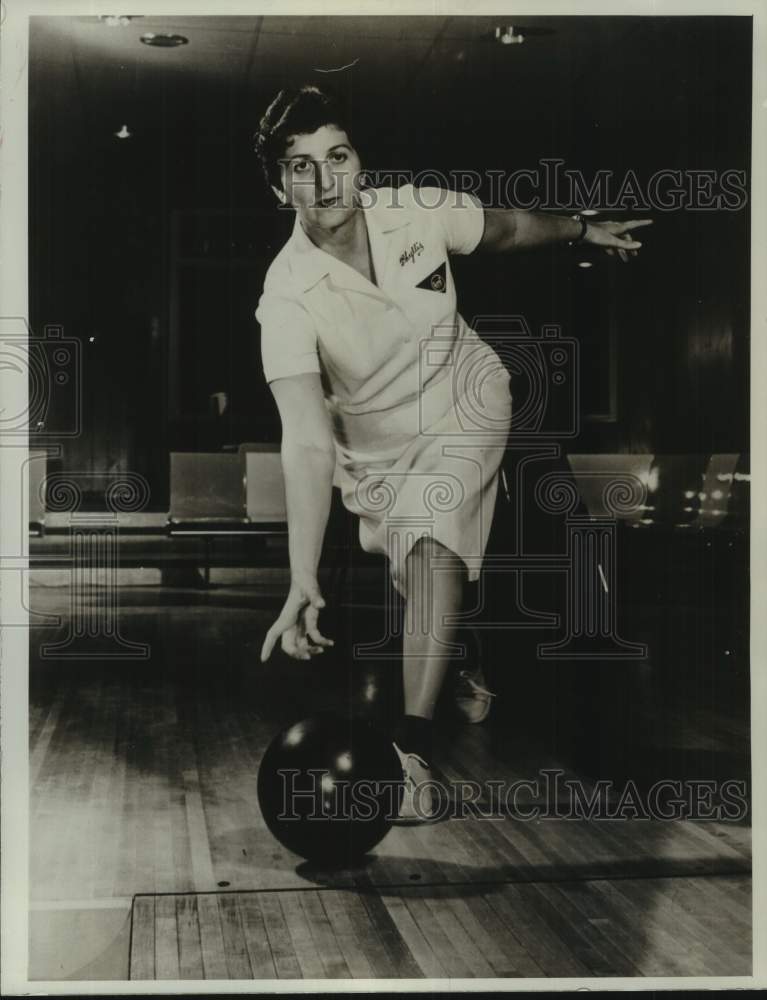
[23,13,751,983]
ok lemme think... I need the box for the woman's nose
[318,161,336,193]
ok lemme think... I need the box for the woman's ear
[271,184,288,205]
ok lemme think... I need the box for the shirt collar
[288,187,410,293]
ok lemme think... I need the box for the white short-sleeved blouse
[256,184,512,598]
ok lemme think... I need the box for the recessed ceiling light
[577,261,593,268]
[98,15,142,27]
[140,32,189,48]
[480,25,555,45]
[581,209,599,216]
[494,26,524,45]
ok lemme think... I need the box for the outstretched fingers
[621,218,655,232]
[261,615,289,662]
[260,592,305,661]
[614,219,653,255]
[610,233,643,250]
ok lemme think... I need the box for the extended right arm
[260,372,337,661]
[271,372,336,587]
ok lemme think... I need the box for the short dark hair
[253,85,353,190]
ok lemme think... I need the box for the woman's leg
[392,536,466,819]
[402,535,466,720]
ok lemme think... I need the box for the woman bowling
[255,85,651,822]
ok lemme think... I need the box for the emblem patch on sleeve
[415,261,447,293]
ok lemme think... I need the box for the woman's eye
[292,161,310,174]
[329,152,348,164]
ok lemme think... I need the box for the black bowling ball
[257,713,403,866]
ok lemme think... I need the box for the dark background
[29,15,751,510]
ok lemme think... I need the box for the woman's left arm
[478,208,653,262]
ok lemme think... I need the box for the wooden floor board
[425,889,494,976]
[514,881,622,977]
[257,893,302,979]
[342,886,409,977]
[319,890,380,978]
[552,879,656,976]
[278,891,326,979]
[375,889,445,978]
[462,887,546,977]
[397,888,473,978]
[237,893,278,979]
[153,895,180,979]
[357,886,425,977]
[590,880,720,977]
[403,818,521,974]
[218,893,254,979]
[299,891,352,979]
[534,881,641,977]
[677,874,752,934]
[488,883,593,977]
[612,877,748,975]
[177,895,204,980]
[196,893,229,979]
[130,895,155,980]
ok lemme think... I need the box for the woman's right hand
[260,576,335,662]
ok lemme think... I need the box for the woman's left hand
[584,219,654,262]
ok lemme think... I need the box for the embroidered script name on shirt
[399,242,424,266]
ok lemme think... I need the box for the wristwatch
[568,213,589,247]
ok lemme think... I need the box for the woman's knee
[407,535,455,563]
[405,536,466,580]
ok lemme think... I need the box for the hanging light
[114,124,132,139]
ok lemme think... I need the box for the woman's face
[275,124,363,230]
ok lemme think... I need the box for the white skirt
[330,333,512,599]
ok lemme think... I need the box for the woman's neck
[301,207,368,261]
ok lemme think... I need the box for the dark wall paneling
[29,15,751,508]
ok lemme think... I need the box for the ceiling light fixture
[495,26,524,46]
[140,32,189,48]
[114,124,132,139]
[98,15,140,27]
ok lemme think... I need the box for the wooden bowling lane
[29,581,752,979]
[30,652,751,903]
[129,873,751,980]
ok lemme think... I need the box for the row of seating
[27,447,748,538]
